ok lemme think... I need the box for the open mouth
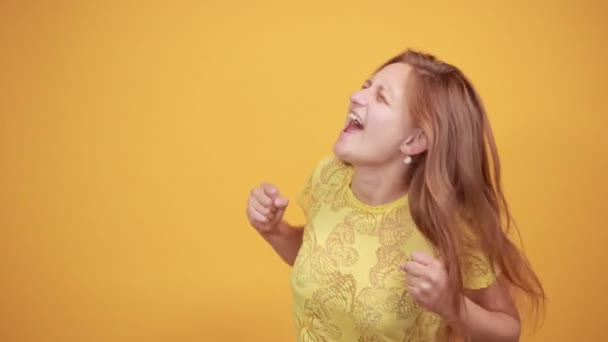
[343,112,364,133]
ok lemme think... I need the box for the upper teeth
[348,113,363,126]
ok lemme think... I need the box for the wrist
[260,220,292,238]
[441,294,467,331]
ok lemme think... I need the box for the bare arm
[448,277,521,341]
[403,253,520,342]
[247,183,305,266]
[260,220,304,266]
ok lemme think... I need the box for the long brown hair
[379,49,545,327]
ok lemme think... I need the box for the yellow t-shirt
[290,156,495,342]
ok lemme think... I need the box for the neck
[350,160,409,206]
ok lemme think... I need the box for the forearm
[446,295,521,342]
[260,220,304,266]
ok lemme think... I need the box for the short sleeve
[296,171,314,217]
[458,223,497,289]
[295,156,335,219]
[460,244,496,289]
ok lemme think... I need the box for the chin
[332,140,347,157]
[332,142,357,165]
[333,143,396,167]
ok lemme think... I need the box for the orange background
[1,1,607,341]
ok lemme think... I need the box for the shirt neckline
[343,166,409,212]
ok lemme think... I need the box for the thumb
[273,197,289,208]
[273,198,289,218]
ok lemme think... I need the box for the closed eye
[377,89,389,104]
[377,92,387,103]
[361,79,389,105]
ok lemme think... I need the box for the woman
[246,49,545,341]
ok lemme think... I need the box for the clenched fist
[247,183,289,234]
[401,251,455,319]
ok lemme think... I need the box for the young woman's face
[333,63,417,166]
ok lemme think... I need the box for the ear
[400,128,428,156]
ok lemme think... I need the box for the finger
[248,207,269,224]
[405,273,425,287]
[261,183,280,198]
[408,283,431,302]
[250,198,273,218]
[272,200,289,222]
[401,260,428,278]
[252,187,273,207]
[411,251,441,267]
[273,196,288,208]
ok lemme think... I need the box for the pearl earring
[404,155,412,164]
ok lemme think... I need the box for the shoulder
[314,155,342,171]
[456,220,497,289]
[297,155,346,214]
[308,155,351,185]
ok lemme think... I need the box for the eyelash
[377,92,387,104]
[361,82,387,104]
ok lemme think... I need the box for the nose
[349,89,368,107]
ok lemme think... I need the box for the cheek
[367,111,408,148]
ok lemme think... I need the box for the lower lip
[345,120,361,131]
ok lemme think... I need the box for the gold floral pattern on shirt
[318,158,351,211]
[296,273,403,342]
[369,207,417,291]
[293,221,359,288]
[292,157,495,342]
[402,311,446,342]
[460,248,494,288]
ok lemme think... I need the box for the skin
[247,63,521,341]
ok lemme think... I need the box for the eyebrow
[367,78,393,102]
